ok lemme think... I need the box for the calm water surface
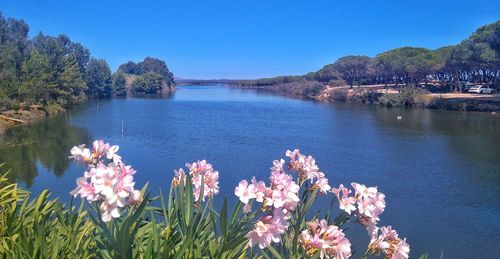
[1,85,499,258]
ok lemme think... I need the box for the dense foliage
[118,57,175,95]
[85,58,113,98]
[112,71,127,97]
[131,72,165,94]
[0,13,103,107]
[0,12,175,110]
[0,140,412,258]
[238,20,500,91]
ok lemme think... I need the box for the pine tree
[56,54,87,104]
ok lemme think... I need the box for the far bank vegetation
[233,20,500,110]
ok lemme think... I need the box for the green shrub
[379,86,427,107]
[44,102,64,115]
[329,88,349,101]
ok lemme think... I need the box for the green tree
[118,61,139,74]
[332,55,373,87]
[119,57,175,87]
[19,50,53,103]
[56,54,87,104]
[132,72,164,94]
[112,70,127,96]
[376,47,437,85]
[0,14,30,99]
[85,58,113,98]
[309,64,340,82]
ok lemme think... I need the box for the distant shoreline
[228,83,500,113]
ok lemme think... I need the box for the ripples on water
[1,85,499,258]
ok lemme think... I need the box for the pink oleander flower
[285,149,299,161]
[251,177,271,203]
[173,160,220,202]
[352,182,386,224]
[368,226,410,259]
[299,219,352,259]
[70,140,121,166]
[70,177,97,201]
[285,149,331,194]
[333,182,385,226]
[331,184,356,215]
[235,180,257,204]
[313,174,331,194]
[391,238,410,259]
[246,209,289,249]
[238,149,336,251]
[100,199,121,222]
[267,170,300,212]
[70,144,92,164]
[286,149,320,182]
[70,141,142,222]
[240,159,301,249]
[271,159,286,173]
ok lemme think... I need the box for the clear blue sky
[1,0,498,79]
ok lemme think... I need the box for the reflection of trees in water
[0,115,89,186]
[370,107,500,165]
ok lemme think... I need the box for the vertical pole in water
[121,120,124,135]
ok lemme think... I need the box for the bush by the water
[379,86,429,107]
[0,140,410,258]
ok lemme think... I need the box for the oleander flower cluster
[299,219,352,259]
[286,149,331,193]
[236,150,329,248]
[330,182,408,259]
[234,159,300,248]
[66,142,410,258]
[234,149,335,249]
[234,148,409,259]
[69,140,143,222]
[172,160,220,202]
[368,226,410,259]
[331,183,386,228]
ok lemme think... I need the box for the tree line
[117,57,175,95]
[0,12,175,110]
[238,20,499,92]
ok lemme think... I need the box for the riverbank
[0,106,59,130]
[229,82,500,113]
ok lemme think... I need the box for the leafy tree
[309,64,340,82]
[56,54,87,104]
[19,50,53,103]
[375,47,438,85]
[0,14,29,99]
[333,55,373,87]
[119,57,175,87]
[132,72,164,94]
[0,42,19,98]
[138,57,165,75]
[112,70,127,96]
[118,61,139,74]
[67,41,90,71]
[85,58,113,98]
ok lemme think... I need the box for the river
[1,85,499,258]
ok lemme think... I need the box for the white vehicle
[468,85,495,94]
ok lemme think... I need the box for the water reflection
[369,107,500,165]
[0,115,89,186]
